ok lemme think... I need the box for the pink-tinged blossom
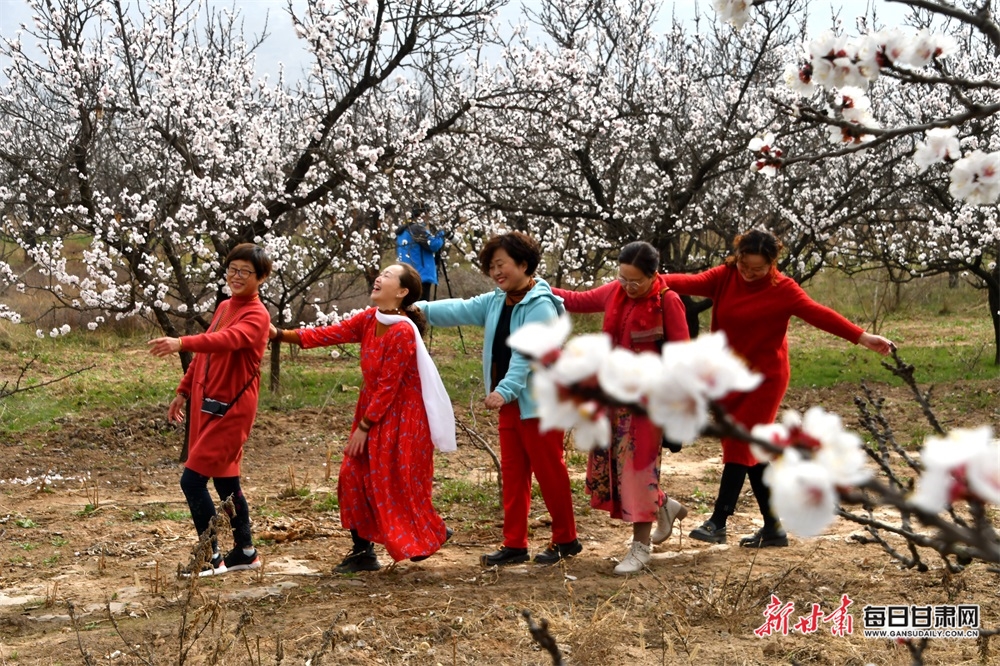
[948,151,1000,205]
[571,403,612,451]
[506,313,573,363]
[837,87,871,124]
[966,440,1000,505]
[712,0,752,30]
[913,127,961,173]
[597,348,663,404]
[662,332,762,400]
[643,371,709,443]
[900,30,957,69]
[549,333,613,385]
[911,427,993,513]
[783,63,815,96]
[748,132,776,153]
[765,448,838,537]
[532,370,584,434]
[750,422,789,463]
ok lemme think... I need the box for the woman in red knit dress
[149,243,272,576]
[552,241,691,575]
[661,230,894,548]
[270,263,451,573]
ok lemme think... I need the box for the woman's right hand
[484,391,506,410]
[167,394,187,424]
[268,324,278,341]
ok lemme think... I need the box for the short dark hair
[477,231,542,276]
[618,241,660,277]
[225,243,272,279]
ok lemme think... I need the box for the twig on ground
[521,610,564,666]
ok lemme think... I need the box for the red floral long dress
[296,309,448,561]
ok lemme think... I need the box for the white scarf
[375,310,457,453]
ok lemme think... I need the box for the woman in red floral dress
[270,263,452,572]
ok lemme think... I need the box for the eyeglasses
[617,275,646,289]
[226,266,254,279]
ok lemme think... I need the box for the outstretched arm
[857,331,895,355]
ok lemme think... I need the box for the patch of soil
[1,381,997,665]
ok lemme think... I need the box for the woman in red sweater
[552,241,691,574]
[660,230,893,548]
[149,243,272,576]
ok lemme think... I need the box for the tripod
[430,248,466,353]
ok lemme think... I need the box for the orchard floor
[1,381,998,665]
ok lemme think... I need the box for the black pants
[709,462,776,529]
[422,281,436,301]
[180,468,252,550]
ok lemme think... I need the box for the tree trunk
[989,277,1000,366]
[269,338,282,392]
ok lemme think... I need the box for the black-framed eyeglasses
[226,266,254,279]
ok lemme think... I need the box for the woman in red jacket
[149,243,272,576]
[552,241,691,575]
[661,229,893,548]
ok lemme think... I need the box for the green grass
[789,344,999,388]
[313,492,339,512]
[130,506,190,522]
[435,478,498,509]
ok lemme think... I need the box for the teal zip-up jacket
[416,278,564,420]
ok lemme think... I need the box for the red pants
[498,403,577,548]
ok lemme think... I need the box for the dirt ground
[1,376,998,664]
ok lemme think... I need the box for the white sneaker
[650,497,688,545]
[613,541,651,575]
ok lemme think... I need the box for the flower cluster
[748,133,783,177]
[712,0,752,31]
[506,315,762,451]
[910,427,1000,513]
[750,408,871,537]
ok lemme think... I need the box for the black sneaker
[533,539,583,564]
[223,548,262,572]
[180,552,227,578]
[689,520,727,544]
[480,546,529,567]
[410,527,454,562]
[739,525,789,548]
[335,548,382,574]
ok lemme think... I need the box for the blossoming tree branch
[509,315,1000,567]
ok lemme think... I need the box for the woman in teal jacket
[417,232,580,567]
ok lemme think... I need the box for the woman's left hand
[858,332,895,356]
[345,426,368,457]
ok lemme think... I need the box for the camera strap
[201,300,262,410]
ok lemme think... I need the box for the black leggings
[709,462,776,529]
[180,468,252,550]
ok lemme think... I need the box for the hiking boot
[181,552,227,578]
[223,548,262,572]
[480,546,529,567]
[533,538,583,565]
[651,498,688,545]
[613,541,652,575]
[335,547,382,574]
[739,525,789,548]
[689,520,727,544]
